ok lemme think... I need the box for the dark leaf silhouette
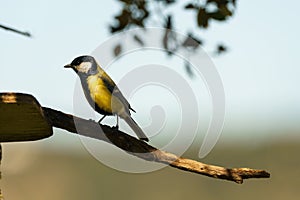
[133,34,144,46]
[197,8,209,28]
[159,0,176,4]
[163,29,174,55]
[216,44,227,55]
[182,33,202,49]
[232,0,237,6]
[110,9,131,33]
[114,44,122,56]
[219,5,233,16]
[163,29,169,51]
[185,3,197,9]
[209,11,227,21]
[184,61,194,78]
[109,0,239,74]
[110,0,150,33]
[163,16,178,56]
[165,15,173,29]
[118,0,131,4]
[207,4,233,21]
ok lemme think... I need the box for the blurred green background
[1,0,300,199]
[2,133,299,200]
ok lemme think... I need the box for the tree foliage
[109,0,237,75]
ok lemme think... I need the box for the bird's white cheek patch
[76,62,92,73]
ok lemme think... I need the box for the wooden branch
[42,107,270,184]
[0,93,270,183]
[0,24,31,37]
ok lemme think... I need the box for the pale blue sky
[1,0,300,142]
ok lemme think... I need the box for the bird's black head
[64,55,98,75]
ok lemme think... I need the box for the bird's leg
[98,115,106,124]
[114,115,119,130]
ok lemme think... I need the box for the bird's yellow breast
[86,74,113,113]
[86,74,125,115]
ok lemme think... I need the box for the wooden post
[0,93,53,142]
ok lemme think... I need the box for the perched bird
[64,55,149,142]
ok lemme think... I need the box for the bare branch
[42,107,270,184]
[0,24,31,37]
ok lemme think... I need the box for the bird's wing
[99,71,135,113]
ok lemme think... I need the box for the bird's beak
[64,64,72,68]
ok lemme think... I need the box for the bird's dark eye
[71,58,79,66]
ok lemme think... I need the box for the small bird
[64,55,149,142]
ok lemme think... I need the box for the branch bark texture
[42,107,270,184]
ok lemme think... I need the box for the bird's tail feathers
[124,116,149,142]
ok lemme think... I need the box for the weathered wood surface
[0,93,52,142]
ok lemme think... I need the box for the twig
[0,24,31,37]
[42,107,270,184]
